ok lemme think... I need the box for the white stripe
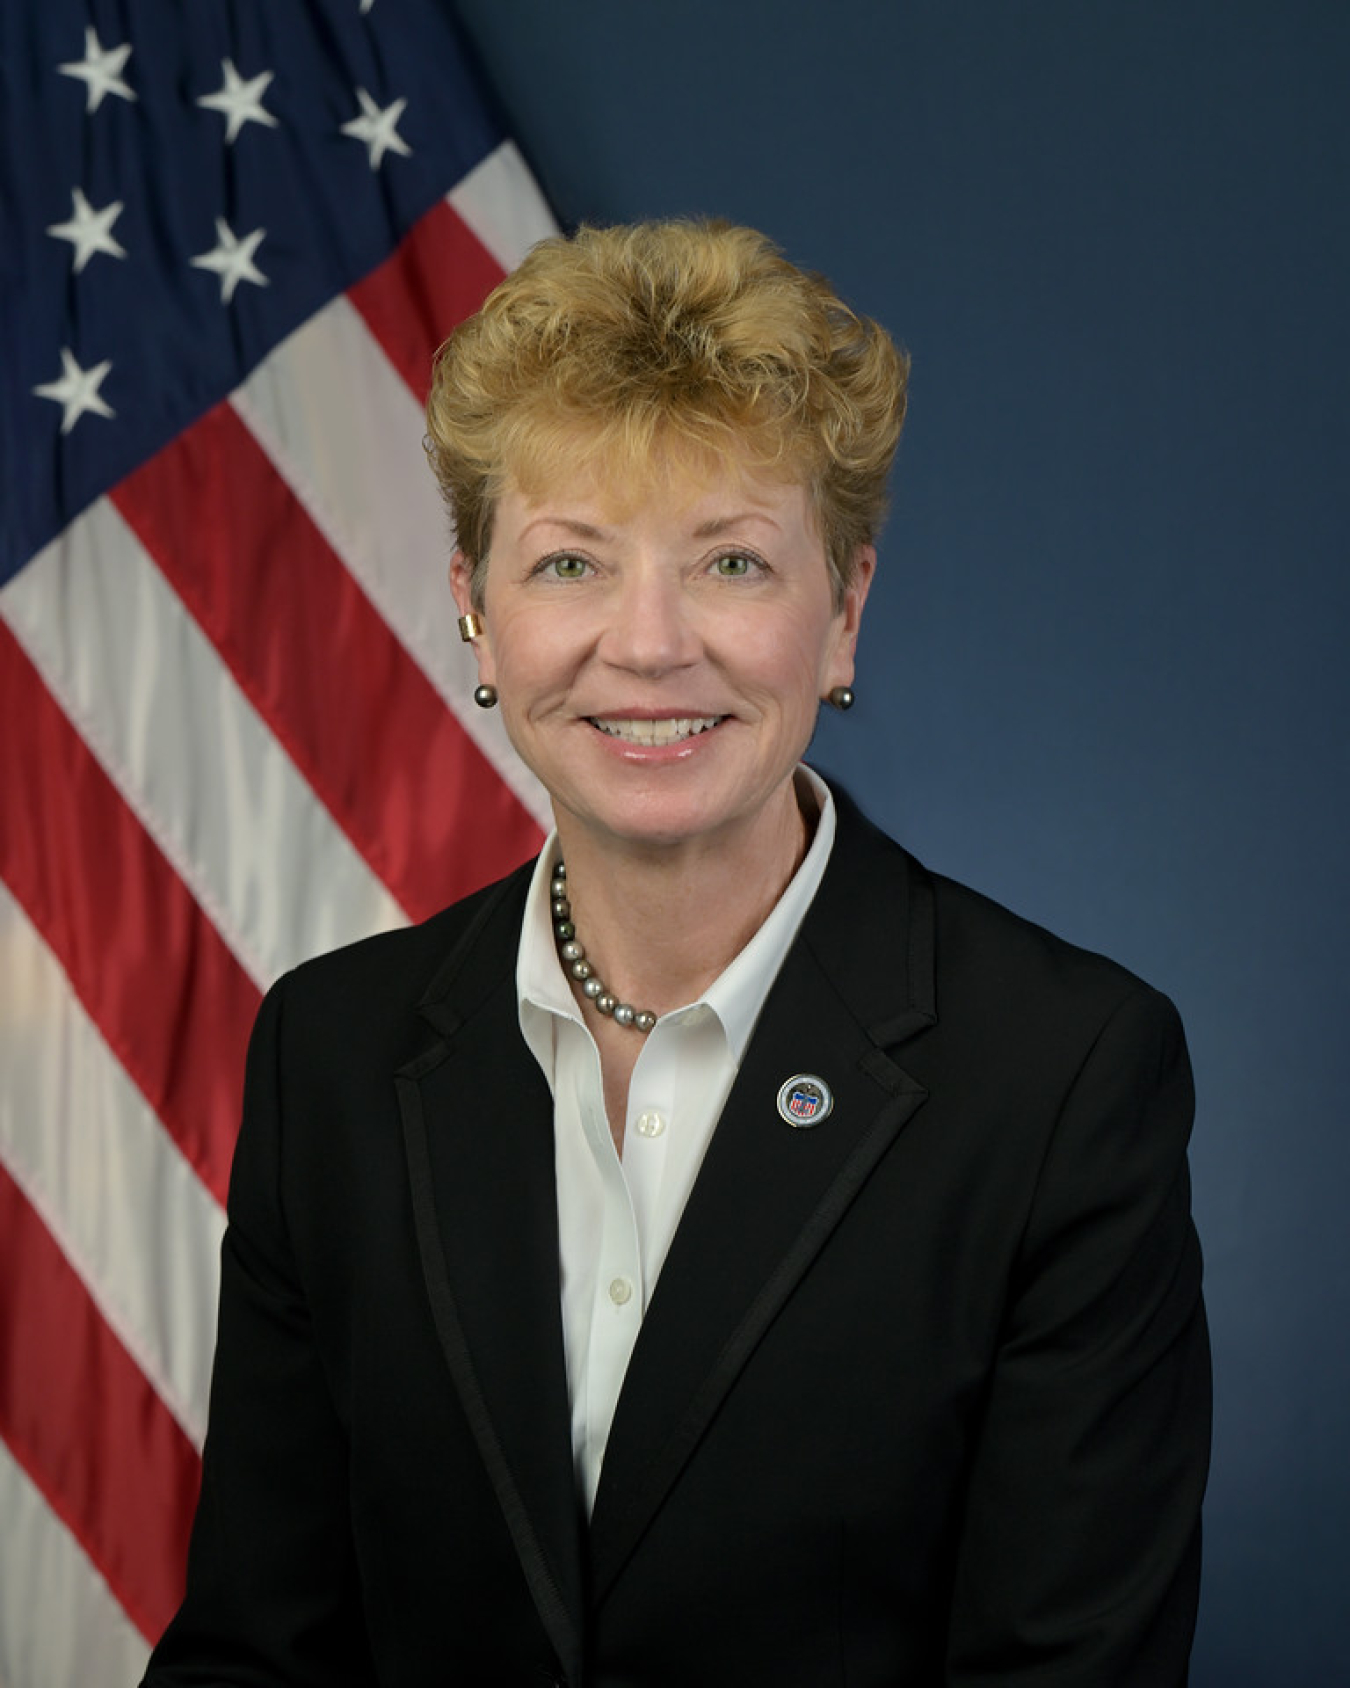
[0,1438,153,1687]
[0,501,407,986]
[0,883,222,1447]
[448,139,558,272]
[232,297,551,830]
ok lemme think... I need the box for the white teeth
[591,715,723,746]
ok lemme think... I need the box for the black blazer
[145,789,1209,1687]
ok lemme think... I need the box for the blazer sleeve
[945,984,1211,1686]
[140,974,377,1688]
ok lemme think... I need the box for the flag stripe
[1,500,407,989]
[0,881,223,1446]
[347,199,505,403]
[448,141,559,275]
[231,268,550,833]
[111,402,540,921]
[0,621,254,1206]
[0,1442,152,1688]
[0,1163,201,1645]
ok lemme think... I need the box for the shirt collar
[517,767,836,1069]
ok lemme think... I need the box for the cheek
[487,613,577,707]
[756,610,841,695]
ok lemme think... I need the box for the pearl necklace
[551,862,657,1033]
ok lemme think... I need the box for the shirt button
[634,1109,666,1138]
[608,1277,633,1306]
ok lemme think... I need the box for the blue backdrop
[453,2,1350,1681]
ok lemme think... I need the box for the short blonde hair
[425,219,908,605]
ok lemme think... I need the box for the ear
[823,545,876,692]
[449,550,496,686]
[449,549,477,617]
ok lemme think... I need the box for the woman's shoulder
[826,782,1178,1039]
[270,855,537,1031]
[923,862,1181,1066]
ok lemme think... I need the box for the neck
[553,779,814,1019]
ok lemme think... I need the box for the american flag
[0,3,552,1680]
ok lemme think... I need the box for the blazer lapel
[397,871,585,1685]
[588,795,936,1601]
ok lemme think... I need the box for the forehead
[499,449,818,540]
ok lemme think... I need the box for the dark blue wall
[453,3,1350,1680]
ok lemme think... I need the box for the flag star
[33,347,116,434]
[197,58,279,144]
[46,187,128,274]
[190,218,269,304]
[340,87,412,169]
[57,26,136,114]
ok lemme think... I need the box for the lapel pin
[777,1074,833,1128]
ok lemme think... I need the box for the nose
[598,565,701,677]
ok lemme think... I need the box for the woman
[143,221,1209,1687]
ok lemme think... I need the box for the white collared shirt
[517,769,837,1512]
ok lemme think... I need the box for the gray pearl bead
[550,855,654,1034]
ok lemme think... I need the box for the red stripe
[0,1164,200,1642]
[348,198,506,400]
[0,622,254,1206]
[111,405,541,922]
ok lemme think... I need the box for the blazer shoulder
[265,857,536,1051]
[929,863,1153,983]
[917,862,1185,1081]
[825,781,1176,1040]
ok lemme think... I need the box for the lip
[583,712,729,760]
[587,713,725,747]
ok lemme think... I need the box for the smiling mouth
[588,715,725,746]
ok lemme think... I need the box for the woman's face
[451,460,873,860]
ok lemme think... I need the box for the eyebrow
[522,518,609,541]
[519,511,780,543]
[690,512,780,538]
